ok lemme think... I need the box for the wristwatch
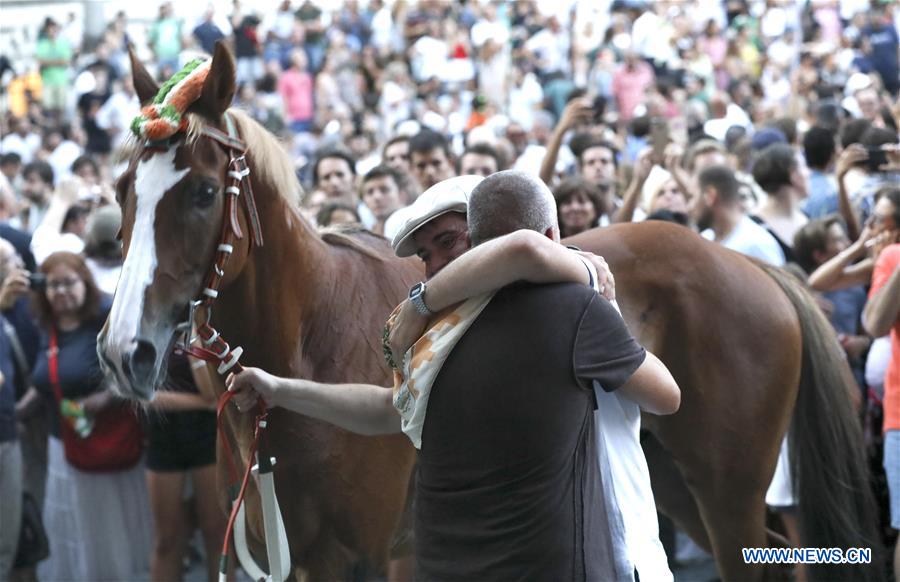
[408,282,433,316]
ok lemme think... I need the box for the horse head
[99,43,254,399]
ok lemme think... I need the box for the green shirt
[150,17,183,60]
[35,37,72,87]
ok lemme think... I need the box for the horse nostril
[128,340,157,389]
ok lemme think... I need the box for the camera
[28,272,46,292]
[866,146,889,173]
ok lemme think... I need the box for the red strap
[48,329,62,404]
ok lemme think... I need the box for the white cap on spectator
[845,72,872,96]
[391,175,483,258]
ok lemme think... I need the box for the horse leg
[642,431,711,552]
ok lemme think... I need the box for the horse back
[567,222,801,471]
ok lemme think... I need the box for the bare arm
[424,229,596,311]
[539,97,592,185]
[614,148,652,223]
[836,145,867,241]
[864,263,900,338]
[387,229,617,359]
[227,368,400,436]
[808,228,874,292]
[617,351,680,415]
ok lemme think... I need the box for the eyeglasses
[46,278,81,292]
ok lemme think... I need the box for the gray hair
[468,170,558,246]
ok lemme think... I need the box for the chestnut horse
[568,224,882,581]
[99,45,419,579]
[101,46,880,581]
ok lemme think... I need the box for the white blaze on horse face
[107,148,188,360]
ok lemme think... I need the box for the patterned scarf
[384,292,495,448]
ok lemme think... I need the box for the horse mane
[320,225,389,261]
[187,109,304,208]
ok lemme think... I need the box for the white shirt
[702,214,786,266]
[47,141,82,183]
[96,91,141,150]
[1,133,41,164]
[580,256,673,582]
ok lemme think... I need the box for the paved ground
[147,535,720,582]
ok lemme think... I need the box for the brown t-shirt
[414,282,646,581]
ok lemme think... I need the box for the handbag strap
[48,328,62,405]
[3,317,32,389]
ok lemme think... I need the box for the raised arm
[835,145,867,241]
[808,226,874,292]
[226,368,400,436]
[614,148,653,223]
[539,97,593,185]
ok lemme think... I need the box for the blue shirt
[803,170,839,218]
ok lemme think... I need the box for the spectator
[32,252,151,581]
[553,177,606,238]
[18,161,55,234]
[794,216,870,396]
[0,153,22,189]
[695,164,785,266]
[35,19,72,115]
[382,135,412,174]
[752,143,810,260]
[611,50,655,121]
[278,49,314,134]
[234,14,263,86]
[0,242,21,580]
[313,150,358,202]
[863,187,900,581]
[317,201,360,228]
[1,118,41,165]
[408,130,455,190]
[193,5,226,55]
[457,143,504,177]
[359,164,407,236]
[148,2,183,73]
[802,126,839,218]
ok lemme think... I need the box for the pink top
[611,61,655,121]
[278,69,313,123]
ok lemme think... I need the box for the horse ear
[191,41,236,121]
[129,45,160,106]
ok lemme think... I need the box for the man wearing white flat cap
[228,174,677,578]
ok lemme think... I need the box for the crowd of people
[1,0,900,579]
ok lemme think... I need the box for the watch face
[409,282,424,299]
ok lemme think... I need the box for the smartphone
[28,272,46,292]
[650,118,670,164]
[866,146,888,173]
[592,95,607,124]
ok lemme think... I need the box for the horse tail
[759,263,883,581]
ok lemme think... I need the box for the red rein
[164,114,270,577]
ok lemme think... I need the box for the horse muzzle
[98,329,164,401]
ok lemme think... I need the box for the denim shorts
[883,430,900,529]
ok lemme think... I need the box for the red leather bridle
[147,112,278,576]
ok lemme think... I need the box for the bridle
[143,113,289,581]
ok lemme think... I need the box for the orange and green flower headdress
[130,58,211,141]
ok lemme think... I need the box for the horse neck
[214,171,333,377]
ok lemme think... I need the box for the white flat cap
[391,175,483,258]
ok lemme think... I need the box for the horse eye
[193,183,218,209]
